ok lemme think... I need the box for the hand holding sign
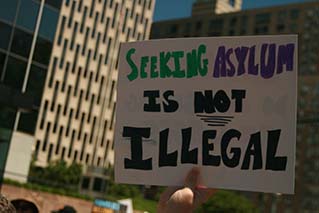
[158,167,216,213]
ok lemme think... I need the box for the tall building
[151,1,319,212]
[0,0,155,185]
[0,0,61,183]
[34,0,155,169]
[192,0,242,16]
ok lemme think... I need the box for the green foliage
[29,160,82,190]
[195,190,258,213]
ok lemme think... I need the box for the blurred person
[51,205,77,213]
[158,167,216,213]
[11,199,38,213]
[0,194,16,213]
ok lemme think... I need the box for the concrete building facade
[34,0,155,169]
[151,1,319,212]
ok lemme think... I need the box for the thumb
[184,167,201,189]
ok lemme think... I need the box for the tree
[195,190,258,213]
[29,160,82,190]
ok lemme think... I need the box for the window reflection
[0,52,6,78]
[3,56,27,91]
[38,5,59,41]
[17,111,38,134]
[33,36,53,65]
[11,28,34,58]
[0,21,12,50]
[46,0,62,10]
[16,0,40,31]
[0,0,18,23]
[0,106,17,129]
[25,64,47,106]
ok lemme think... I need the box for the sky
[153,0,312,21]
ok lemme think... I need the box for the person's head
[11,199,39,213]
[52,205,77,213]
[0,194,16,213]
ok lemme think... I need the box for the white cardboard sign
[115,35,297,194]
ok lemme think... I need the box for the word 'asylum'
[126,43,295,81]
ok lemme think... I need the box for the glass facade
[0,0,60,136]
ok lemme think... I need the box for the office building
[151,1,319,212]
[0,0,155,185]
[0,0,61,183]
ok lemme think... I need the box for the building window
[68,0,76,28]
[254,25,269,34]
[51,81,59,111]
[276,24,285,32]
[17,111,38,134]
[196,21,202,30]
[48,57,58,88]
[0,0,18,23]
[255,13,271,25]
[229,17,237,27]
[65,109,73,137]
[47,144,53,162]
[42,122,51,151]
[40,100,48,129]
[57,16,66,45]
[290,9,299,20]
[46,0,62,10]
[229,0,235,7]
[59,39,68,68]
[0,107,16,129]
[3,56,27,91]
[80,6,88,33]
[209,19,224,31]
[170,24,178,34]
[0,21,12,50]
[0,52,6,79]
[11,28,33,58]
[16,0,40,31]
[81,176,90,189]
[25,64,47,106]
[93,177,103,192]
[33,36,53,66]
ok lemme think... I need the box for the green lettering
[160,52,172,78]
[186,50,198,78]
[172,51,185,78]
[150,56,158,78]
[198,44,208,76]
[126,48,138,81]
[140,56,149,79]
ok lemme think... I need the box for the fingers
[184,167,201,189]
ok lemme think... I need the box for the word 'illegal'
[122,127,287,171]
[125,43,295,81]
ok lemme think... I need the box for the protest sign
[115,35,297,194]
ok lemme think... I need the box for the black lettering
[202,130,220,166]
[123,127,152,170]
[213,90,231,113]
[194,91,215,113]
[266,129,287,171]
[163,90,179,112]
[159,129,178,167]
[241,132,263,170]
[181,128,198,164]
[231,90,246,112]
[221,129,241,168]
[144,90,161,112]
